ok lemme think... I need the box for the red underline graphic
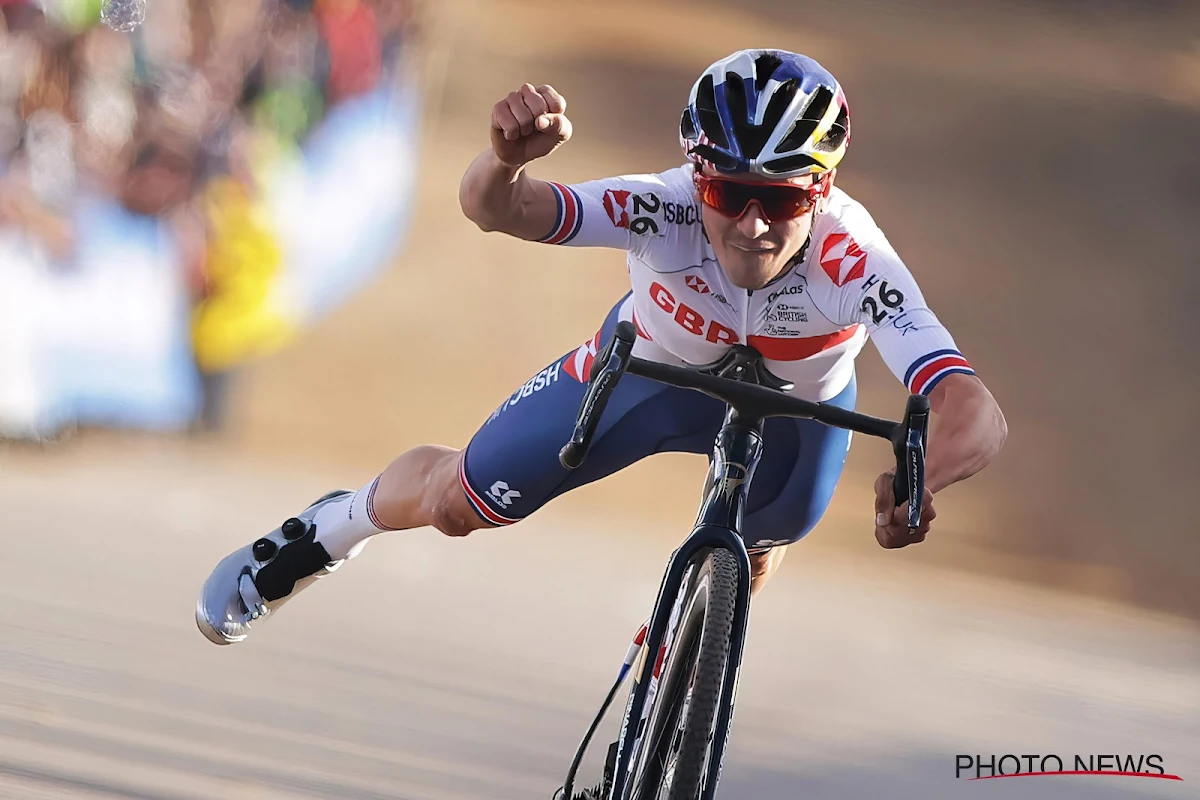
[969,771,1183,781]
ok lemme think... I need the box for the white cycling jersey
[540,164,974,402]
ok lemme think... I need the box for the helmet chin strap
[785,234,813,271]
[813,169,836,207]
[783,171,832,268]
[776,170,833,277]
[759,231,811,292]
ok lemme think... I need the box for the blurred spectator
[72,24,138,192]
[249,0,324,143]
[0,2,77,257]
[0,0,422,438]
[189,119,290,430]
[313,0,381,105]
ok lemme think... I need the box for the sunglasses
[693,172,827,223]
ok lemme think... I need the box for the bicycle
[551,320,930,800]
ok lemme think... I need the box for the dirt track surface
[1,441,1198,799]
[3,1,1199,798]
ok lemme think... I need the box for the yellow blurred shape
[191,174,295,374]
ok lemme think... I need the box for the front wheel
[629,547,739,800]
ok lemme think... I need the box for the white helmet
[680,49,851,179]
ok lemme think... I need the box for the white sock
[311,476,396,561]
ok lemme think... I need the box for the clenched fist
[490,83,572,167]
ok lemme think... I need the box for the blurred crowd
[0,0,420,436]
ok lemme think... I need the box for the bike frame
[610,404,764,800]
[555,321,928,800]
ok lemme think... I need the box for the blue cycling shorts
[459,294,855,548]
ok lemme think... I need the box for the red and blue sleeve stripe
[904,349,975,395]
[537,182,584,245]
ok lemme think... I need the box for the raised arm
[458,83,572,240]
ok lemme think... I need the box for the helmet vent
[775,86,833,153]
[753,52,783,91]
[724,71,749,125]
[761,154,821,175]
[680,109,697,140]
[695,74,729,150]
[689,144,741,172]
[814,105,850,152]
[719,77,800,161]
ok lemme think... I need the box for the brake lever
[559,321,637,469]
[892,394,930,529]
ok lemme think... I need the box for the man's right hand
[490,83,572,167]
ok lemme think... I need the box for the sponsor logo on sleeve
[602,190,667,236]
[820,232,868,286]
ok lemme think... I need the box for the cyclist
[197,49,1007,644]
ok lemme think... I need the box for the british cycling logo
[955,754,1183,782]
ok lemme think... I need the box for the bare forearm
[457,149,529,232]
[925,375,1007,494]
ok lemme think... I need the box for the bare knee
[374,446,487,538]
[428,486,484,537]
[420,451,487,538]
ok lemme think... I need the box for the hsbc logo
[602,189,663,235]
[820,232,868,287]
[684,274,728,304]
[563,332,601,383]
[487,362,562,423]
[603,189,632,229]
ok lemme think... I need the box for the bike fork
[610,531,752,800]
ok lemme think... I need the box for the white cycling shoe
[195,490,352,645]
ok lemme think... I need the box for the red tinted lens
[696,176,815,223]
